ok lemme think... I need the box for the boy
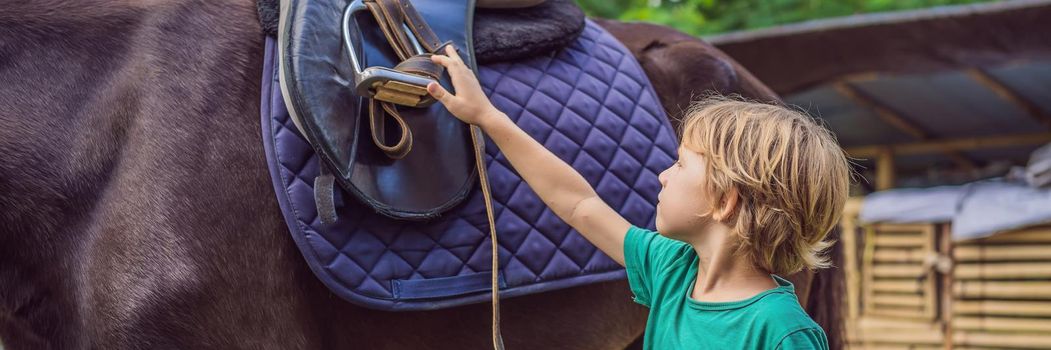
[427,46,850,349]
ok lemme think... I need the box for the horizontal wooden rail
[954,281,1051,299]
[955,300,1051,317]
[847,132,1051,158]
[874,248,927,263]
[955,245,1051,261]
[954,331,1051,349]
[872,280,924,293]
[955,316,1051,332]
[955,262,1051,279]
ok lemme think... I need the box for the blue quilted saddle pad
[260,19,678,311]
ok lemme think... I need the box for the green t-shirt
[624,226,828,350]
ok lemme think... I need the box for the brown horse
[0,0,842,349]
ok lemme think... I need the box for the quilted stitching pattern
[263,20,678,310]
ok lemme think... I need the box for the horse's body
[0,1,840,349]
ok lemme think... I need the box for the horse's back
[0,1,648,348]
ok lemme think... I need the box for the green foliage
[576,0,999,36]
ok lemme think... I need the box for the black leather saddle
[278,0,478,220]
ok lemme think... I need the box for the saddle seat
[256,0,585,64]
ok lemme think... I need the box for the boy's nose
[658,168,669,186]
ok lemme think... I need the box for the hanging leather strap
[364,0,441,59]
[470,125,505,350]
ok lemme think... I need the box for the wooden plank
[871,280,923,293]
[954,331,1051,349]
[872,224,931,235]
[873,264,926,278]
[874,249,927,263]
[938,224,953,350]
[854,326,944,345]
[955,262,1051,279]
[862,227,877,317]
[857,316,941,330]
[954,245,1051,261]
[955,301,1051,317]
[873,235,928,247]
[842,200,862,322]
[954,281,1051,299]
[954,316,1051,332]
[856,345,943,350]
[866,307,929,320]
[921,226,936,321]
[960,226,1051,243]
[872,294,926,308]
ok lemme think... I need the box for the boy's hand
[427,45,505,128]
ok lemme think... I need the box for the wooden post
[876,147,895,190]
[940,224,954,350]
[841,198,863,347]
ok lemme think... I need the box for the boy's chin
[654,217,674,237]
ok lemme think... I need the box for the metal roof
[708,0,1051,190]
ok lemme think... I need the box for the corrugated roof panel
[852,71,1044,138]
[986,62,1051,116]
[786,86,914,147]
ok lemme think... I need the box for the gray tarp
[860,179,1051,240]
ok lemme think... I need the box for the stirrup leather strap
[361,0,447,159]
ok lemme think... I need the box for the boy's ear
[714,186,739,222]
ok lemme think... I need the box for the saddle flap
[279,0,478,220]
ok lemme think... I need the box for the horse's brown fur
[0,1,840,349]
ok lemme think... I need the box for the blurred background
[578,0,996,36]
[579,0,1051,349]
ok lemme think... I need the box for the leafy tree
[576,0,998,36]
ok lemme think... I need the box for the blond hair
[680,96,850,275]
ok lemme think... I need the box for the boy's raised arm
[481,114,631,265]
[427,46,631,266]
